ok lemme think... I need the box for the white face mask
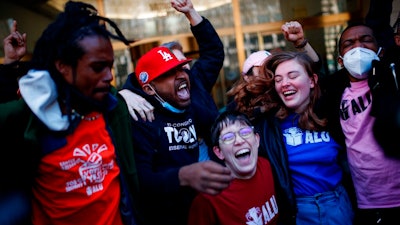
[340,47,380,80]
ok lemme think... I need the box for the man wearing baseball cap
[121,1,231,225]
[135,46,193,109]
[127,47,232,225]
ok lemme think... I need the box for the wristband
[295,39,308,49]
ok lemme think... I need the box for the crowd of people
[1,0,399,225]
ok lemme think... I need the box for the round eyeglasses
[219,126,254,145]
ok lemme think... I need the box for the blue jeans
[296,185,354,225]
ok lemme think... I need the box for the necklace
[72,109,101,121]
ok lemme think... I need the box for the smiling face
[57,35,114,102]
[274,59,317,113]
[213,121,259,179]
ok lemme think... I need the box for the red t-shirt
[32,113,123,225]
[188,157,279,225]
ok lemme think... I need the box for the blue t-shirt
[280,113,342,196]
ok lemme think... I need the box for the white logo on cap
[157,50,173,61]
[139,72,149,84]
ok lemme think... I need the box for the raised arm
[171,0,203,26]
[281,21,319,62]
[3,20,27,65]
[1,20,28,102]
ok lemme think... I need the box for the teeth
[283,90,295,96]
[235,149,250,157]
[178,83,187,90]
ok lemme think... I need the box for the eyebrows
[340,33,376,50]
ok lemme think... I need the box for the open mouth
[283,90,296,97]
[177,82,190,100]
[235,149,251,159]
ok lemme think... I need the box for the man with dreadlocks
[0,1,141,224]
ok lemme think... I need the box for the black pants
[354,207,400,225]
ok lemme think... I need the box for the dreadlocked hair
[30,1,135,123]
[264,51,327,131]
[31,1,133,73]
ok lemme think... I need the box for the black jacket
[253,114,297,225]
[0,61,30,102]
[122,17,224,225]
[320,58,400,158]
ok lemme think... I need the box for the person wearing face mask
[0,1,143,224]
[120,0,223,164]
[125,45,233,225]
[320,22,400,225]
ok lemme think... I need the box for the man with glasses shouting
[188,110,279,225]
